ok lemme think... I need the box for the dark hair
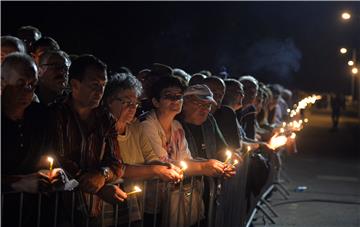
[150,76,187,101]
[204,76,225,88]
[223,79,243,106]
[1,52,37,80]
[68,54,107,81]
[39,50,71,65]
[103,72,143,102]
[1,36,26,53]
[17,25,42,37]
[189,73,206,86]
[32,36,60,52]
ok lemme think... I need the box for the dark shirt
[2,102,51,176]
[236,105,257,140]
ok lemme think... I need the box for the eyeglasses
[190,99,212,109]
[113,97,141,108]
[161,94,184,101]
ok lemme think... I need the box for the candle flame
[127,185,142,196]
[180,161,188,171]
[233,159,239,166]
[280,128,285,133]
[224,150,232,163]
[47,156,54,164]
[267,134,288,150]
[304,118,309,123]
[290,133,296,139]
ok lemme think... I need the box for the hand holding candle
[127,185,142,196]
[266,133,288,150]
[179,161,188,173]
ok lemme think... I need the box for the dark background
[2,1,360,93]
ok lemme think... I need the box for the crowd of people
[1,26,297,227]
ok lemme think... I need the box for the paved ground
[254,108,360,227]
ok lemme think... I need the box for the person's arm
[122,164,181,182]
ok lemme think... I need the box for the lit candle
[280,128,285,133]
[47,156,54,172]
[304,118,309,123]
[179,161,188,172]
[224,150,232,164]
[127,185,142,196]
[233,159,239,166]
[290,133,296,139]
[267,134,288,150]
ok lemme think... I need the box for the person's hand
[202,159,225,177]
[11,171,52,193]
[153,165,183,182]
[97,184,127,204]
[79,171,105,193]
[223,164,236,179]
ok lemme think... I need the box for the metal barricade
[1,175,217,227]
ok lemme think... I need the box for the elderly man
[49,54,127,226]
[1,52,63,227]
[178,84,236,226]
[36,50,71,105]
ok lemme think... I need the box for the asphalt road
[254,108,360,227]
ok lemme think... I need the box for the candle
[290,133,296,139]
[280,128,285,133]
[127,185,142,196]
[233,159,239,166]
[47,156,54,172]
[179,161,188,172]
[224,150,232,164]
[304,118,309,123]
[267,134,288,150]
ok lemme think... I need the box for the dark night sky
[2,1,360,93]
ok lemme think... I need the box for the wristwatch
[100,167,111,181]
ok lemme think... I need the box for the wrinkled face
[1,46,20,63]
[108,88,139,123]
[3,63,38,109]
[205,81,225,112]
[39,55,70,94]
[153,87,184,115]
[72,66,107,110]
[182,96,212,125]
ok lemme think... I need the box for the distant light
[341,12,351,20]
[352,67,358,74]
[348,60,354,66]
[340,48,348,54]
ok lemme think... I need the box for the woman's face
[108,88,139,124]
[154,87,184,115]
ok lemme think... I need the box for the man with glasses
[36,50,71,105]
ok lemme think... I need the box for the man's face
[205,81,225,112]
[233,85,245,111]
[39,55,70,94]
[3,63,38,109]
[108,88,139,123]
[72,66,107,110]
[182,96,212,125]
[154,87,184,114]
[242,83,258,107]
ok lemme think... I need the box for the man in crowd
[36,50,71,105]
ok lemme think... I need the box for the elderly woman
[102,73,182,226]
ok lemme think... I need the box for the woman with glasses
[102,73,182,226]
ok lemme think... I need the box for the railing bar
[128,193,133,227]
[187,176,195,227]
[53,192,59,227]
[198,176,205,227]
[101,200,105,227]
[140,181,147,227]
[176,180,184,227]
[71,192,75,224]
[19,192,24,227]
[153,179,160,227]
[37,193,42,227]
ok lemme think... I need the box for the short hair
[32,36,60,53]
[1,36,26,53]
[150,76,187,101]
[103,72,143,101]
[203,76,225,88]
[238,75,259,90]
[189,73,206,86]
[173,68,191,83]
[68,54,107,81]
[198,70,212,77]
[39,50,71,65]
[222,79,243,106]
[1,52,37,80]
[17,25,42,38]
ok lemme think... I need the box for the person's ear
[70,79,80,93]
[152,97,160,108]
